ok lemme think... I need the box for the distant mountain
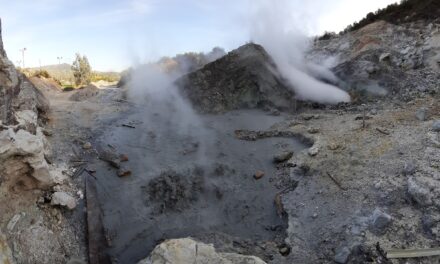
[29,63,73,81]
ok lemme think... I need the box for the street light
[19,48,27,68]
[57,56,63,65]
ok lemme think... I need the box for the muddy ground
[42,82,440,264]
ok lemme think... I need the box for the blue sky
[0,0,397,71]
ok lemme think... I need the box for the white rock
[0,127,56,188]
[138,238,266,264]
[51,192,77,210]
[308,146,319,157]
[6,213,22,232]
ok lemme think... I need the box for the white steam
[127,64,210,164]
[249,0,351,104]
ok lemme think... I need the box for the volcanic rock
[273,151,294,163]
[176,43,296,113]
[138,238,266,264]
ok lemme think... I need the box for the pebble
[118,168,132,177]
[254,170,265,180]
[279,246,290,256]
[371,208,392,231]
[416,107,428,121]
[433,120,440,132]
[7,214,22,232]
[334,246,351,264]
[403,161,416,175]
[120,154,129,162]
[307,127,320,134]
[273,151,293,163]
[83,142,92,149]
[308,146,319,156]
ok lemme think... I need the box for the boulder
[51,192,77,210]
[138,238,266,264]
[176,43,296,113]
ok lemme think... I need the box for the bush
[342,0,440,33]
[32,69,51,78]
[71,53,92,86]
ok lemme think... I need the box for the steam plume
[249,0,351,104]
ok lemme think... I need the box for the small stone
[416,108,428,121]
[254,170,265,180]
[120,154,129,162]
[100,150,121,169]
[42,128,53,136]
[279,246,290,256]
[334,246,351,264]
[83,142,92,149]
[118,168,132,177]
[308,146,319,156]
[7,214,21,232]
[403,161,416,175]
[273,151,293,163]
[371,208,392,231]
[307,127,320,134]
[432,120,440,132]
[302,114,314,120]
[312,213,318,219]
[379,53,391,62]
[407,177,433,206]
[328,142,340,150]
[370,109,378,115]
[51,192,77,210]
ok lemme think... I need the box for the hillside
[27,63,121,84]
[344,0,440,32]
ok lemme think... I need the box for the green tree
[71,53,91,86]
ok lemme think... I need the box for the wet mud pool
[90,107,308,263]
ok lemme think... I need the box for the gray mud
[91,108,307,263]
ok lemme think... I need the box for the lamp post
[19,48,27,68]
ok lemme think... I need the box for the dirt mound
[145,168,204,213]
[69,84,99,101]
[176,43,296,113]
[29,76,62,94]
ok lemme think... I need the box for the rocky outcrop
[0,19,57,189]
[138,238,266,264]
[176,43,296,113]
[312,20,440,101]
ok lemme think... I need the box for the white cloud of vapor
[249,0,351,104]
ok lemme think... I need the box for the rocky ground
[1,11,440,264]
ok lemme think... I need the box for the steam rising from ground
[127,64,209,162]
[250,0,351,104]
